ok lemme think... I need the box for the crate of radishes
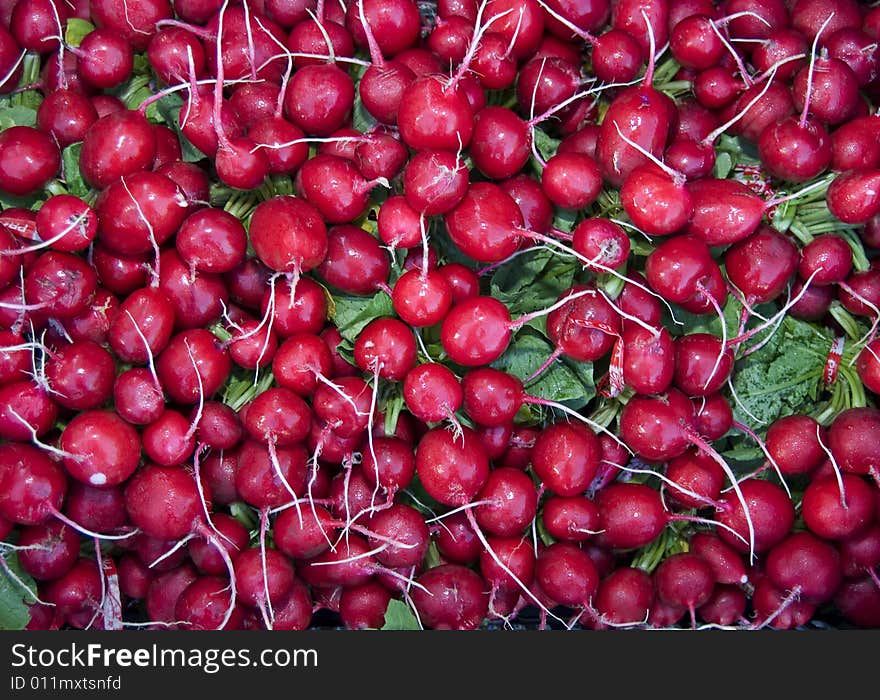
[0,0,878,632]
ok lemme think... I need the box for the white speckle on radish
[90,473,108,486]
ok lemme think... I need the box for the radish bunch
[0,0,879,631]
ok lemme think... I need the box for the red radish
[828,408,880,479]
[249,195,328,274]
[0,126,61,196]
[594,567,654,626]
[415,427,489,507]
[765,415,826,476]
[690,532,748,585]
[411,564,488,630]
[541,496,601,542]
[801,474,875,541]
[654,553,715,626]
[766,532,843,604]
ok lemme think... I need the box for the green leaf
[492,329,594,408]
[61,143,90,198]
[381,599,420,630]
[0,104,37,130]
[552,208,578,234]
[330,291,395,343]
[533,127,560,162]
[152,92,206,162]
[0,551,37,630]
[713,151,733,179]
[490,247,576,317]
[730,316,832,430]
[65,18,95,47]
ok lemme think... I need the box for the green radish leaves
[380,599,420,630]
[0,552,38,630]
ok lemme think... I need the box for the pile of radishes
[0,0,879,631]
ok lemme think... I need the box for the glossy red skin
[272,333,332,397]
[36,89,98,147]
[461,368,523,427]
[611,0,669,55]
[690,532,747,585]
[674,333,734,397]
[758,117,832,183]
[542,496,601,542]
[427,15,472,64]
[147,27,206,85]
[515,56,580,118]
[79,111,156,189]
[792,58,860,126]
[665,448,725,509]
[799,234,853,286]
[434,263,478,306]
[262,277,327,337]
[415,427,489,506]
[392,269,453,328]
[353,318,417,381]
[857,338,880,395]
[44,340,114,411]
[283,63,354,136]
[312,376,371,438]
[654,553,715,610]
[725,226,798,304]
[827,28,879,88]
[684,179,765,246]
[546,285,620,361]
[317,225,389,296]
[355,132,408,181]
[838,526,880,578]
[242,387,312,446]
[274,505,336,561]
[339,582,390,630]
[108,287,175,364]
[403,363,462,423]
[377,195,421,248]
[835,577,880,628]
[597,86,675,187]
[621,164,692,236]
[25,250,97,320]
[619,390,694,462]
[60,410,141,487]
[596,483,667,550]
[645,235,727,313]
[751,29,806,81]
[234,440,308,510]
[361,436,416,495]
[594,567,654,626]
[531,423,600,497]
[176,208,247,274]
[95,171,187,256]
[470,107,531,181]
[90,0,170,50]
[411,564,488,630]
[827,407,880,478]
[345,0,421,57]
[669,15,723,70]
[832,117,880,172]
[727,82,795,143]
[827,169,880,224]
[0,443,66,525]
[440,296,512,367]
[535,542,598,607]
[175,577,244,631]
[297,153,375,224]
[541,152,603,210]
[249,195,328,272]
[765,415,826,476]
[234,548,295,610]
[766,532,843,604]
[403,149,469,215]
[715,479,795,554]
[802,474,875,541]
[398,77,474,151]
[791,0,860,42]
[752,576,815,629]
[444,182,522,262]
[155,328,231,404]
[619,325,674,395]
[0,381,59,443]
[0,126,60,196]
[360,61,416,125]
